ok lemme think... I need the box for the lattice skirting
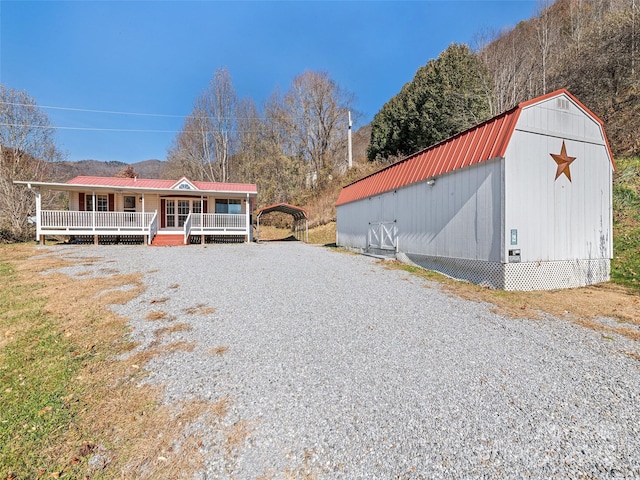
[71,235,145,245]
[397,253,610,291]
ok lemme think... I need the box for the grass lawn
[0,258,83,478]
[0,245,217,479]
[611,157,640,289]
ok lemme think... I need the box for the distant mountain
[49,159,166,182]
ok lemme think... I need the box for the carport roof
[255,203,308,221]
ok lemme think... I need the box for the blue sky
[0,1,536,163]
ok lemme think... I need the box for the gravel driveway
[50,242,640,479]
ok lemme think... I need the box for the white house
[336,90,614,290]
[14,175,257,245]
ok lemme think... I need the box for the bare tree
[535,0,558,94]
[166,67,237,182]
[281,71,355,185]
[569,0,587,53]
[0,86,61,241]
[201,68,237,182]
[165,110,212,181]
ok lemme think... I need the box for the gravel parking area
[48,242,640,479]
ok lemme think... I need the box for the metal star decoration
[550,141,576,182]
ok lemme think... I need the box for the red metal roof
[255,203,308,221]
[66,175,257,193]
[336,107,520,206]
[336,89,613,207]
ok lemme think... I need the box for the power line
[0,101,349,122]
[0,101,269,121]
[0,122,268,134]
[0,123,180,133]
[0,101,187,118]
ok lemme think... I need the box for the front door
[165,199,191,228]
[163,199,203,229]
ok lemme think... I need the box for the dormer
[171,177,198,190]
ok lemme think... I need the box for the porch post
[92,191,98,245]
[256,213,260,242]
[245,193,250,243]
[34,187,43,245]
[142,194,145,214]
[200,194,204,245]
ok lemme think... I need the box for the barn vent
[557,97,570,110]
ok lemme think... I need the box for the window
[192,200,202,214]
[215,199,241,214]
[166,200,175,227]
[85,194,108,211]
[96,195,108,211]
[177,200,189,227]
[124,196,136,212]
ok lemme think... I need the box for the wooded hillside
[480,0,638,157]
[370,0,638,162]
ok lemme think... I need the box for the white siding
[505,97,612,263]
[516,95,605,145]
[395,158,503,261]
[336,201,369,250]
[142,195,159,213]
[337,158,503,261]
[70,191,79,210]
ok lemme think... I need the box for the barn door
[368,222,397,251]
[367,192,396,251]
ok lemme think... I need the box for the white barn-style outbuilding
[336,90,614,291]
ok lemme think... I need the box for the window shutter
[108,194,115,212]
[203,200,208,213]
[160,199,166,228]
[79,193,85,211]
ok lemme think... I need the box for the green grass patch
[612,226,640,288]
[0,261,85,479]
[612,157,640,290]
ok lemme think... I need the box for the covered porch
[14,176,258,245]
[37,210,249,245]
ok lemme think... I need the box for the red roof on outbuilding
[335,89,613,206]
[336,107,520,206]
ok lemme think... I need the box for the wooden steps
[151,234,186,246]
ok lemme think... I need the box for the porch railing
[39,211,246,237]
[148,211,158,244]
[41,211,156,230]
[191,213,246,230]
[184,213,193,244]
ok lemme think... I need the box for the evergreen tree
[367,43,491,162]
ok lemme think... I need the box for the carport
[255,203,309,243]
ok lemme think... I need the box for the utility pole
[347,110,353,169]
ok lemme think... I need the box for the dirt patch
[145,310,174,321]
[184,304,217,315]
[150,297,169,304]
[209,346,229,356]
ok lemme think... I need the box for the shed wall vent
[557,97,570,110]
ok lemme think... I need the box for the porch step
[151,234,187,246]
